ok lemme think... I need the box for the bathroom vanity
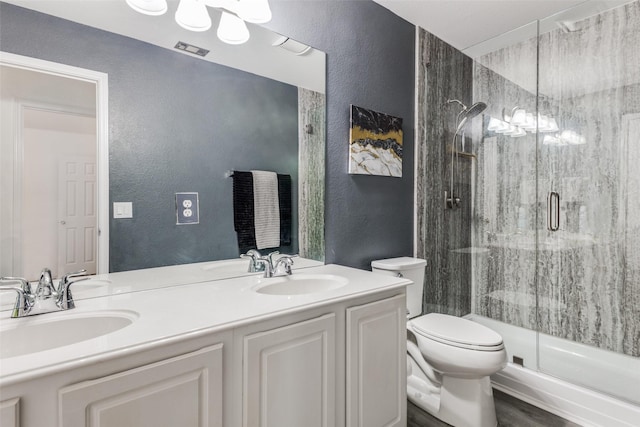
[0,261,409,427]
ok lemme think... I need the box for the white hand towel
[252,170,280,249]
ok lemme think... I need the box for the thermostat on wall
[176,192,199,225]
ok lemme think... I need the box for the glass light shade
[511,127,527,138]
[237,0,272,23]
[511,108,527,126]
[175,0,212,32]
[126,0,168,15]
[521,113,536,131]
[503,125,518,136]
[543,135,561,145]
[217,12,250,45]
[487,117,503,131]
[546,118,559,132]
[494,121,511,134]
[538,114,550,131]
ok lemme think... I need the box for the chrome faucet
[0,276,33,318]
[0,268,89,318]
[241,249,266,272]
[255,254,298,278]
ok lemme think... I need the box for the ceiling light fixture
[126,0,168,15]
[125,0,271,45]
[217,11,250,45]
[175,0,212,32]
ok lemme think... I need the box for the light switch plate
[113,202,133,219]
[176,192,199,225]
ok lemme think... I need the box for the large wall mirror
[0,0,325,281]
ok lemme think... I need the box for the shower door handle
[547,192,560,231]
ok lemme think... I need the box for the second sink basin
[0,310,138,359]
[253,274,348,296]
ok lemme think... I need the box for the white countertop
[0,256,324,310]
[0,263,409,386]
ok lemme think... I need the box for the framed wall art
[349,104,403,177]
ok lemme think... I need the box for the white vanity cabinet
[242,313,336,427]
[59,344,224,427]
[0,264,409,427]
[346,294,406,427]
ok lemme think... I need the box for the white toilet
[371,257,507,427]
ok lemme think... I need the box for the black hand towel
[278,174,292,246]
[233,171,256,253]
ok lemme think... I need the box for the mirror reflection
[0,1,326,282]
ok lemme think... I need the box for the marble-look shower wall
[474,1,640,357]
[298,88,326,261]
[416,28,473,316]
[471,37,539,331]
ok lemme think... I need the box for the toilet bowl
[371,257,507,427]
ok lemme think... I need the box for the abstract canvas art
[349,105,403,177]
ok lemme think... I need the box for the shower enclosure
[417,0,640,419]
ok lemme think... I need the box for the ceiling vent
[174,41,209,57]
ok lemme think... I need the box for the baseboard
[492,364,640,427]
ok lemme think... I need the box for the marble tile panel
[298,88,326,261]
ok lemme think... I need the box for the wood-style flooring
[407,389,582,427]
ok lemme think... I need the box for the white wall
[22,112,95,279]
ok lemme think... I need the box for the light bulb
[175,0,212,32]
[126,0,168,15]
[217,12,250,45]
[487,117,503,131]
[237,0,272,24]
[546,118,559,132]
[511,108,526,126]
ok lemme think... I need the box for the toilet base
[439,376,497,427]
[407,355,498,427]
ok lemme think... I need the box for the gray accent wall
[266,0,416,270]
[0,2,299,272]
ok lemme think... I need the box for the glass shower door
[536,1,640,404]
[469,21,541,370]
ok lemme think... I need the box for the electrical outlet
[176,193,199,225]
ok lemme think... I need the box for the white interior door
[58,156,97,275]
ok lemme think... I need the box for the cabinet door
[59,344,223,427]
[346,294,406,427]
[243,313,336,427]
[0,398,20,427]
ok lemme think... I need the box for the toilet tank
[371,257,426,318]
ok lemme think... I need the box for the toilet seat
[411,313,504,352]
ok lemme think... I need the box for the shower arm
[446,109,466,209]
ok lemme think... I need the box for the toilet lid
[411,313,504,350]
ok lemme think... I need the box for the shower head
[464,102,487,120]
[449,101,487,134]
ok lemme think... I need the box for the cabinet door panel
[59,344,223,427]
[0,398,20,427]
[347,294,406,427]
[243,313,335,427]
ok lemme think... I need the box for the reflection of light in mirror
[489,108,563,140]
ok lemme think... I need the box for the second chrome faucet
[241,250,297,278]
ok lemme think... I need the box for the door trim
[1,51,109,275]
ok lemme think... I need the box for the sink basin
[253,274,348,295]
[0,310,138,359]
